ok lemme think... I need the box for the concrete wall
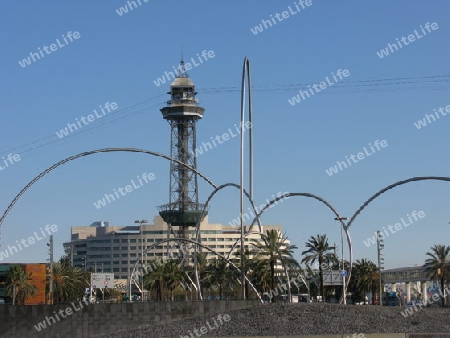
[0,300,253,338]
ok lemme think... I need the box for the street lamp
[135,219,148,301]
[334,216,348,305]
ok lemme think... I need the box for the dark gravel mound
[96,302,450,337]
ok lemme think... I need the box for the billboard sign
[323,270,343,286]
[91,273,115,289]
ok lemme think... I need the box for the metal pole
[240,58,246,300]
[377,231,383,306]
[134,220,148,301]
[49,235,53,305]
[240,64,245,301]
[239,57,252,300]
[335,217,347,305]
[141,225,144,301]
[341,225,346,305]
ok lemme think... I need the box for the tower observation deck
[158,59,207,239]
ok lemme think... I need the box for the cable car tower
[158,59,207,242]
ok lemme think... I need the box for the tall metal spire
[178,57,188,78]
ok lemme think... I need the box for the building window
[217,238,225,242]
[113,261,119,264]
[130,253,136,257]
[130,239,137,243]
[113,268,119,272]
[130,246,136,250]
[113,254,120,257]
[122,260,128,264]
[121,268,128,272]
[121,254,128,257]
[121,239,127,243]
[113,239,120,243]
[90,239,111,244]
[121,247,127,251]
[113,247,119,251]
[147,239,154,242]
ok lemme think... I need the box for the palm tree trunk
[270,261,275,302]
[282,264,291,302]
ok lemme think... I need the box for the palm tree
[301,234,336,302]
[50,257,87,303]
[193,251,209,296]
[205,258,232,299]
[7,266,37,305]
[351,259,378,304]
[248,258,271,298]
[144,258,166,301]
[234,247,257,299]
[163,260,184,301]
[425,244,450,307]
[251,229,297,302]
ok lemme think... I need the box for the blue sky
[0,1,449,269]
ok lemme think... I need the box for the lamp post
[135,219,148,301]
[376,230,384,306]
[334,216,348,305]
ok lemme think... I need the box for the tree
[50,257,87,303]
[251,229,298,302]
[301,234,336,302]
[425,244,450,307]
[163,260,184,301]
[6,266,37,305]
[350,259,378,304]
[144,258,184,301]
[204,258,233,299]
[144,258,166,301]
[192,251,210,297]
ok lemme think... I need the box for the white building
[63,216,284,280]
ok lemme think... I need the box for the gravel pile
[95,302,450,337]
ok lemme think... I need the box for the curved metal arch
[186,182,261,301]
[347,176,450,228]
[225,192,353,289]
[130,237,263,302]
[228,192,349,256]
[0,148,217,229]
[239,56,253,299]
[194,183,263,243]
